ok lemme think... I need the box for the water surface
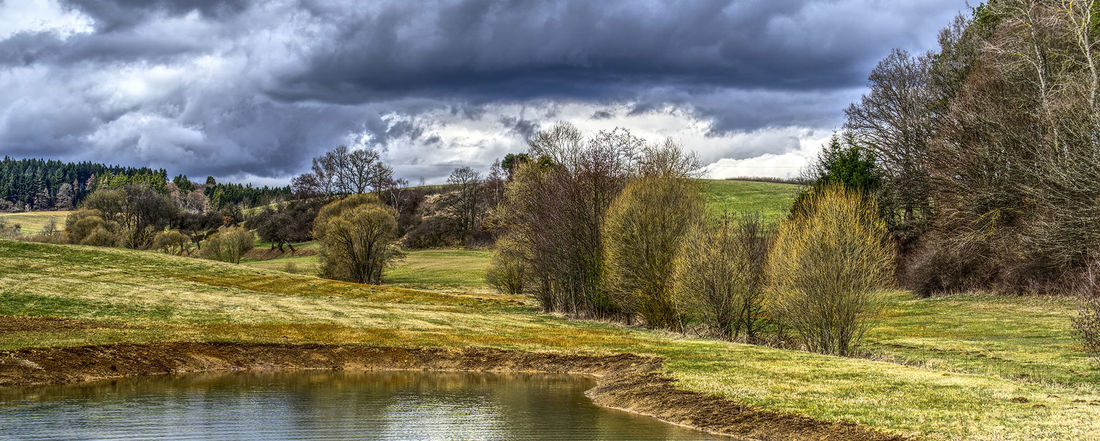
[0,370,721,440]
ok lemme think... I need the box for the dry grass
[243,246,493,291]
[1,239,1098,440]
[0,211,69,234]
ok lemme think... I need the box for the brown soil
[0,316,131,333]
[0,342,907,441]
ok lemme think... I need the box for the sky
[0,0,968,185]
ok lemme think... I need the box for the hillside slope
[1,239,1098,440]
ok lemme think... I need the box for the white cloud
[346,101,835,184]
[0,0,93,40]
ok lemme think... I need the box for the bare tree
[498,123,641,316]
[845,49,935,233]
[674,213,773,342]
[55,183,74,210]
[292,146,394,198]
[347,148,382,194]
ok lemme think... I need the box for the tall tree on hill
[293,146,395,198]
[447,166,483,240]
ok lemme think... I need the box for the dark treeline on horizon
[0,156,291,212]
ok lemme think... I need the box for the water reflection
[0,371,720,440]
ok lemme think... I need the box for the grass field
[701,179,801,221]
[242,246,491,291]
[0,211,69,234]
[2,238,1098,440]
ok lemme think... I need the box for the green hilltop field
[700,179,801,220]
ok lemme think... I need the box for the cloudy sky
[0,0,967,185]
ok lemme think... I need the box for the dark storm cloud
[65,0,251,32]
[0,0,966,182]
[278,0,957,103]
[499,117,540,140]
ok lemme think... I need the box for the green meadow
[1,239,1097,440]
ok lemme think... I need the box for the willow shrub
[603,175,702,330]
[199,226,254,264]
[485,232,529,295]
[151,229,193,256]
[313,194,399,284]
[673,213,772,342]
[768,185,895,356]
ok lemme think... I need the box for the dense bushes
[246,199,321,252]
[198,227,254,264]
[767,186,895,356]
[485,233,528,295]
[65,209,120,246]
[497,124,640,317]
[79,185,176,249]
[152,229,193,256]
[490,126,897,356]
[673,214,772,342]
[0,218,21,238]
[604,174,702,329]
[1075,267,1100,356]
[313,194,400,284]
[824,3,1100,298]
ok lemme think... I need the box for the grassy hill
[244,247,492,292]
[0,211,69,234]
[1,238,1098,440]
[701,179,801,220]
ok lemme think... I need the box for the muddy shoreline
[0,342,905,441]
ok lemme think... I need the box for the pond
[0,370,722,440]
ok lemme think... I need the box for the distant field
[243,246,491,291]
[384,248,491,290]
[0,211,69,234]
[701,179,801,221]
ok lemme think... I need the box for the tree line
[0,156,291,213]
[486,123,894,356]
[773,0,1100,354]
[811,0,1100,298]
[0,157,166,211]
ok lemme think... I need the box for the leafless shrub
[199,227,254,264]
[313,194,400,284]
[1075,261,1100,355]
[485,233,528,295]
[673,213,773,342]
[603,174,702,330]
[767,186,895,356]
